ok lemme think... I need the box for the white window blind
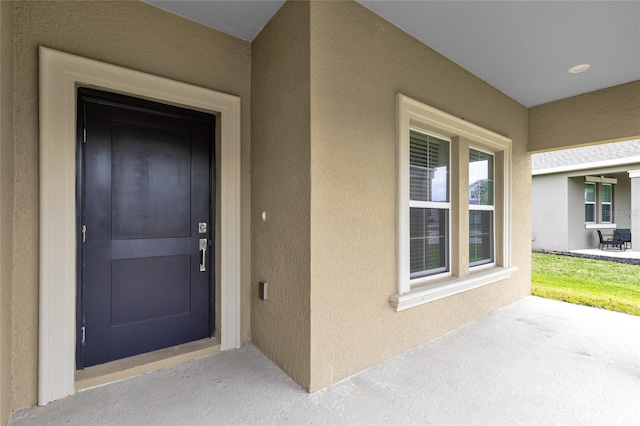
[409,130,450,278]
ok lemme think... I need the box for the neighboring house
[0,1,639,424]
[532,140,640,251]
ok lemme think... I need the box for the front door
[77,88,215,368]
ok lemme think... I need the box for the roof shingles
[532,139,640,171]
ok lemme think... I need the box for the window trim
[583,178,617,225]
[394,94,516,311]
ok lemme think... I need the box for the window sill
[585,223,616,229]
[389,266,518,312]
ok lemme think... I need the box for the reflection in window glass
[469,211,493,265]
[410,208,448,278]
[469,150,494,205]
[469,149,494,266]
[409,130,450,278]
[585,183,596,202]
[601,183,612,222]
[410,131,449,202]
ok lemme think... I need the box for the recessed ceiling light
[568,64,591,74]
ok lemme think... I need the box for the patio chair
[597,230,625,251]
[615,228,632,249]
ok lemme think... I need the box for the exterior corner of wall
[250,0,312,391]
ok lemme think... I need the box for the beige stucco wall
[308,1,531,391]
[529,80,640,153]
[1,1,15,423]
[251,1,311,390]
[7,0,251,412]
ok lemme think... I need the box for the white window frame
[468,147,495,269]
[583,176,617,228]
[601,183,612,223]
[392,94,516,312]
[584,182,596,224]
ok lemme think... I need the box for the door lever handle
[199,239,207,272]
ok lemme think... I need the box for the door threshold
[75,338,220,391]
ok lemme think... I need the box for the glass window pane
[469,210,493,266]
[410,207,449,278]
[585,204,595,222]
[469,149,494,205]
[584,183,596,202]
[602,184,612,203]
[410,131,449,202]
[602,204,612,222]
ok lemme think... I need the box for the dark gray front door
[77,88,215,368]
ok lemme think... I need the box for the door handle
[199,239,207,272]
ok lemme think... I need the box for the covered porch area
[9,296,639,425]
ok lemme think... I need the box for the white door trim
[38,46,241,405]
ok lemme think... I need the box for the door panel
[78,88,215,368]
[111,122,192,240]
[111,255,191,326]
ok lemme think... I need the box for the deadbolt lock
[198,223,207,233]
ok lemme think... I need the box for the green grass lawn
[531,253,640,316]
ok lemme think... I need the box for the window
[410,131,450,278]
[469,149,494,267]
[392,94,517,311]
[585,183,596,223]
[601,184,612,223]
[583,177,616,226]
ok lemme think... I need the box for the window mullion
[451,137,466,278]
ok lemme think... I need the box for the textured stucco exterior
[251,1,311,390]
[529,80,640,153]
[3,0,252,415]
[1,1,15,424]
[4,0,638,421]
[307,1,531,391]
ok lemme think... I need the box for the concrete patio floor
[571,248,640,260]
[9,296,640,425]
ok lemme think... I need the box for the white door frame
[38,46,241,405]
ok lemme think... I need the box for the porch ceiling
[143,0,640,108]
